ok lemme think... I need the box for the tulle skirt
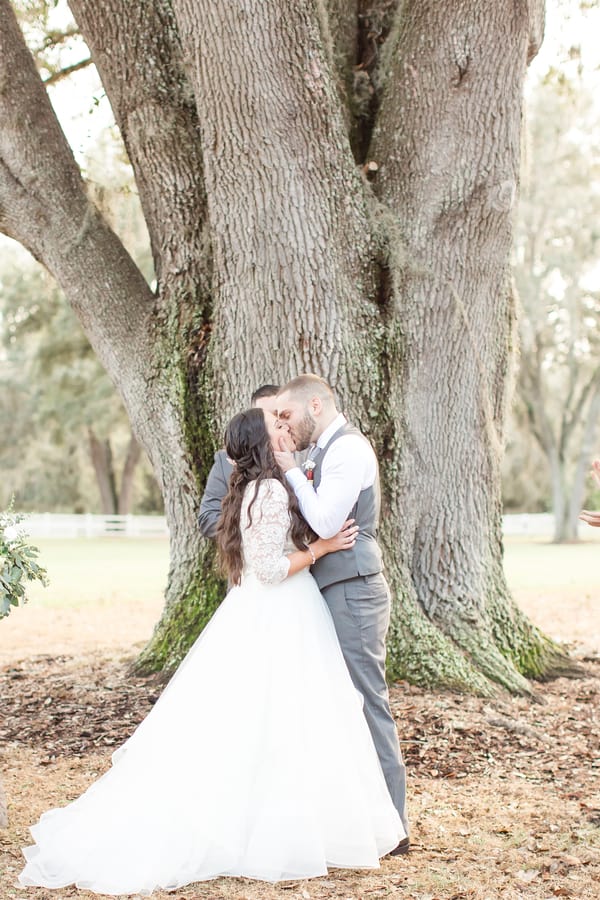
[19,569,404,894]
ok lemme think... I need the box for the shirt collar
[317,412,347,449]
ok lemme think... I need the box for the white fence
[23,514,169,539]
[17,512,556,539]
[501,514,555,536]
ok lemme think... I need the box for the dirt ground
[1,582,599,899]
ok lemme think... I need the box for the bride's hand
[312,520,358,558]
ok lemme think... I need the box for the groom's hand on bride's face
[274,437,297,472]
[275,423,296,452]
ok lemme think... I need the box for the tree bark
[172,0,381,423]
[322,0,359,124]
[365,0,568,692]
[0,776,7,828]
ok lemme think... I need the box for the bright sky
[528,0,600,93]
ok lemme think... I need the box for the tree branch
[0,0,154,435]
[566,365,600,443]
[32,26,81,54]
[43,56,92,85]
[519,348,556,457]
[320,0,359,131]
[68,0,210,311]
[526,0,545,65]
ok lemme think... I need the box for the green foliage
[0,507,47,619]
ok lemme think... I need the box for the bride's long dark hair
[217,408,313,584]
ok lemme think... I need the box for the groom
[198,384,280,538]
[274,374,409,853]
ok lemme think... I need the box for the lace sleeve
[242,480,292,585]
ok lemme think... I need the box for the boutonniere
[303,459,316,482]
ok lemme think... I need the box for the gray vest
[310,422,383,589]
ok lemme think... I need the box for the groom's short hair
[279,374,336,405]
[251,384,280,404]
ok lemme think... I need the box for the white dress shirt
[285,413,377,539]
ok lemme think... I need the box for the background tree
[0,0,574,693]
[0,258,146,513]
[0,140,159,514]
[513,59,600,542]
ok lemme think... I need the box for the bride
[19,407,405,895]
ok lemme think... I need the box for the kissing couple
[19,374,409,895]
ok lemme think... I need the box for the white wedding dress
[19,479,404,895]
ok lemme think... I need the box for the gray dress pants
[320,573,408,833]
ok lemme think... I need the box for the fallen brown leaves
[1,653,599,899]
[0,654,163,760]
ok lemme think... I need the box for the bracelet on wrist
[307,544,316,565]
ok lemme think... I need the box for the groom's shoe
[389,837,410,856]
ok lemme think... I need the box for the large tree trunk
[133,0,387,672]
[0,0,219,676]
[173,0,379,417]
[366,0,568,692]
[1,0,576,691]
[65,0,230,672]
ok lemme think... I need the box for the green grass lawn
[9,531,597,668]
[25,533,600,610]
[26,537,170,609]
[503,533,600,595]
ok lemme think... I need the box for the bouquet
[0,508,48,619]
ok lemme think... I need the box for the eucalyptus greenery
[0,508,47,619]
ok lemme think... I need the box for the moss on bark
[487,588,580,681]
[385,562,495,695]
[134,319,227,676]
[384,553,580,697]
